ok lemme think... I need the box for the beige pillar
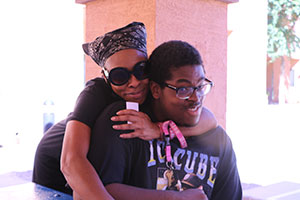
[76,0,238,128]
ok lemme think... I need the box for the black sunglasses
[102,61,148,86]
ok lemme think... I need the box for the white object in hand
[126,102,139,124]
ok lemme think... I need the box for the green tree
[268,0,300,61]
[268,0,300,103]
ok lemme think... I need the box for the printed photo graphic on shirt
[148,140,219,197]
[156,167,203,191]
[156,167,181,191]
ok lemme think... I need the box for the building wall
[267,56,300,104]
[76,0,237,128]
[154,0,228,127]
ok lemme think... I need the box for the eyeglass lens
[177,84,212,99]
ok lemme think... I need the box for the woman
[32,22,217,200]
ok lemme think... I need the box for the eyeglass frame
[164,78,214,99]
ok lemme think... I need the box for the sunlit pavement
[0,135,40,175]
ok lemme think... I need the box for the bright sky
[0,1,84,146]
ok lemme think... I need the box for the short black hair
[147,40,204,86]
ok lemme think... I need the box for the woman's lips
[125,89,145,99]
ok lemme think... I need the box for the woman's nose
[127,74,140,87]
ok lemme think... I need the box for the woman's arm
[111,107,217,139]
[60,120,114,200]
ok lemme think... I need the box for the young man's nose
[188,89,203,102]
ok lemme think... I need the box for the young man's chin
[178,118,200,127]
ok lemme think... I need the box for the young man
[87,40,242,200]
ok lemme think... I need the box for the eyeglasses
[164,78,213,99]
[102,61,148,86]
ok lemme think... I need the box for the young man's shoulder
[99,100,126,117]
[195,125,226,137]
[188,125,232,148]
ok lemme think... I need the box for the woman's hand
[111,109,160,140]
[177,186,208,200]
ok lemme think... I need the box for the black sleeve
[87,101,135,185]
[68,78,121,128]
[211,132,243,200]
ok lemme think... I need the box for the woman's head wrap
[82,22,147,67]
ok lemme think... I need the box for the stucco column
[76,0,238,128]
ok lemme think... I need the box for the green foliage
[268,0,300,62]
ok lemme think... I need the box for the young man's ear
[150,81,161,99]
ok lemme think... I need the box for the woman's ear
[150,81,161,99]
